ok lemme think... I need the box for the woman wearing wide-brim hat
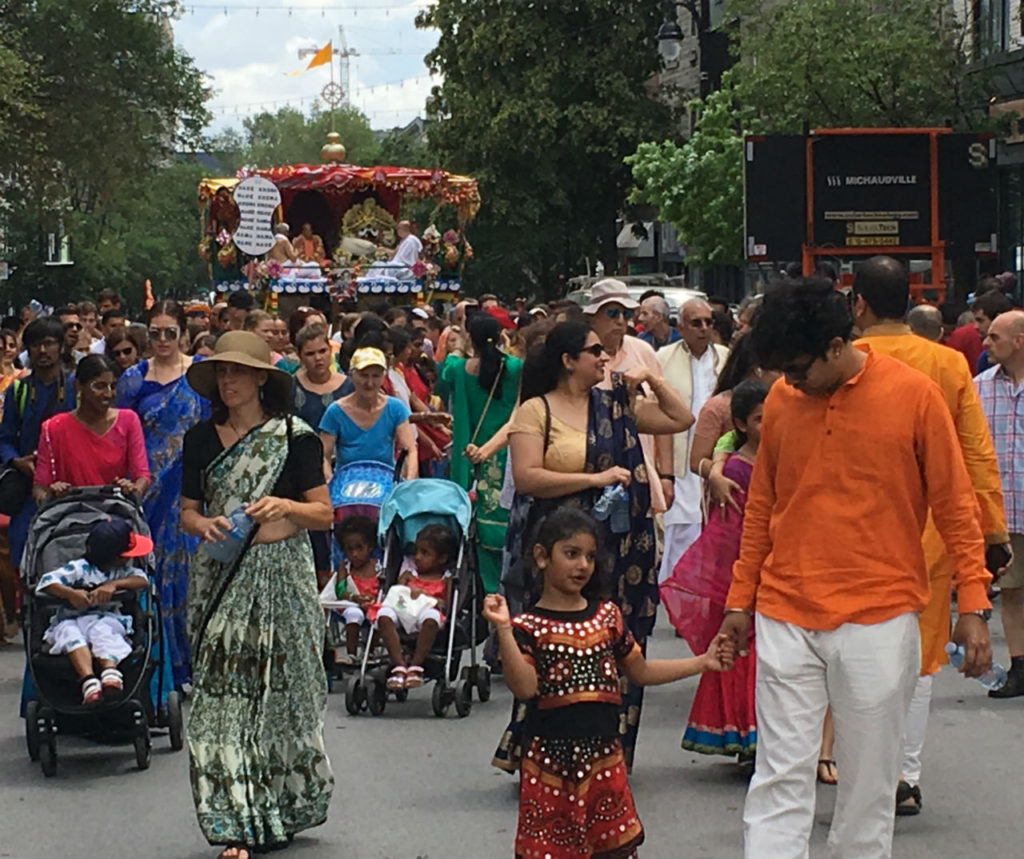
[179,331,334,859]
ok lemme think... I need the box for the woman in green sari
[180,331,334,859]
[439,313,522,593]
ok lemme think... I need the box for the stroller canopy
[378,479,473,549]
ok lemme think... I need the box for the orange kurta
[727,349,991,631]
[857,324,1007,673]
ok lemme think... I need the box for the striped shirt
[975,365,1024,534]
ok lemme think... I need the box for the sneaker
[988,667,1024,699]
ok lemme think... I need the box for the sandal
[386,666,407,690]
[817,759,838,785]
[100,667,123,699]
[218,847,251,859]
[81,675,102,705]
[895,780,922,816]
[405,665,425,688]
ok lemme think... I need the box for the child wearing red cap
[36,517,153,705]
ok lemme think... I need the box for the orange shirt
[856,324,1007,544]
[726,348,990,629]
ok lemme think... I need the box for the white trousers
[376,605,442,634]
[44,615,132,664]
[900,673,932,787]
[658,521,701,583]
[334,603,366,627]
[744,612,920,859]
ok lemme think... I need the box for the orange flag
[143,278,154,310]
[286,41,332,76]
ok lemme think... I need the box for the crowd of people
[0,260,1019,859]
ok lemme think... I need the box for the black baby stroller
[20,486,183,776]
[345,478,491,718]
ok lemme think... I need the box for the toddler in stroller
[36,517,153,705]
[377,523,456,691]
[326,515,382,665]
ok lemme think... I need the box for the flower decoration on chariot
[411,260,427,278]
[216,228,233,247]
[442,229,459,245]
[266,260,283,279]
[340,198,397,248]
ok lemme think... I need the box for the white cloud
[173,0,440,134]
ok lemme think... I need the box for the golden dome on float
[321,131,346,163]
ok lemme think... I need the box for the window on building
[975,0,1011,55]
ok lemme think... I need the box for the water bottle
[593,484,630,533]
[944,642,1008,691]
[204,507,254,564]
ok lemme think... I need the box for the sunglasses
[780,356,817,381]
[87,380,116,393]
[113,346,135,357]
[65,322,82,330]
[580,343,605,357]
[689,317,714,328]
[148,326,180,341]
[602,307,635,321]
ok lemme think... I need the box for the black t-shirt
[181,419,325,503]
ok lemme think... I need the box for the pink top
[35,410,150,488]
[693,393,733,446]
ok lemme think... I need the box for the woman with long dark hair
[116,300,208,688]
[492,320,693,772]
[181,331,334,859]
[438,313,523,593]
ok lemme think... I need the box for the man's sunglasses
[780,356,817,381]
[688,317,713,329]
[602,307,635,321]
[149,326,180,341]
[64,322,82,331]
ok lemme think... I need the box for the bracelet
[658,472,674,481]
[496,623,513,631]
[724,607,751,615]
[698,458,711,479]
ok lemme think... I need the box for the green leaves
[628,0,990,267]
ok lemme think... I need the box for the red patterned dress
[511,600,644,859]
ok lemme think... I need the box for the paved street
[0,610,1020,859]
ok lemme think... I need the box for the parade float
[196,145,480,311]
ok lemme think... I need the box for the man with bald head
[906,304,943,342]
[854,254,1005,813]
[977,308,1024,699]
[656,297,729,580]
[637,295,680,350]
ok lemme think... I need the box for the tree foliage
[417,0,673,298]
[628,0,991,265]
[208,105,381,171]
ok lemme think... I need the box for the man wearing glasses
[718,278,991,859]
[0,317,77,574]
[656,297,729,581]
[584,278,673,515]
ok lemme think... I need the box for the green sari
[439,353,522,593]
[187,417,333,850]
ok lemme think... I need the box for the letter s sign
[968,142,990,169]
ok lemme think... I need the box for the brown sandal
[817,759,838,785]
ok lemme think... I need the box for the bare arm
[247,483,332,533]
[394,420,418,480]
[630,373,694,435]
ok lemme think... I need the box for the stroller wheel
[367,680,387,716]
[431,682,450,717]
[394,687,409,703]
[474,665,492,702]
[134,727,151,771]
[344,678,364,716]
[39,720,57,778]
[166,691,184,751]
[25,700,41,762]
[454,680,473,718]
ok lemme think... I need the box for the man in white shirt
[656,298,729,581]
[388,220,422,278]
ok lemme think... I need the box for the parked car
[565,279,706,324]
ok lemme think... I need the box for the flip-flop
[817,759,838,785]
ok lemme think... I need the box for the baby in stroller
[35,517,153,705]
[378,523,456,691]
[331,515,382,665]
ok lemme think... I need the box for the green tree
[417,0,673,298]
[0,0,209,308]
[209,105,381,171]
[627,0,991,266]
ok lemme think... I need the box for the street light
[656,17,685,64]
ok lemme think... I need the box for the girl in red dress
[484,508,733,858]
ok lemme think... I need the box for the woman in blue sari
[116,300,208,688]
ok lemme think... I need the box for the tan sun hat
[186,330,293,402]
[583,278,639,314]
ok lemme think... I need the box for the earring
[259,386,265,401]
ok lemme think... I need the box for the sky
[171,0,440,136]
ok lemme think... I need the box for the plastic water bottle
[944,642,1008,691]
[593,484,630,533]
[204,507,254,564]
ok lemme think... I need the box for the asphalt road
[0,611,1020,859]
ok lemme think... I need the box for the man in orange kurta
[853,255,1009,815]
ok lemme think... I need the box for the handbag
[0,465,31,516]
